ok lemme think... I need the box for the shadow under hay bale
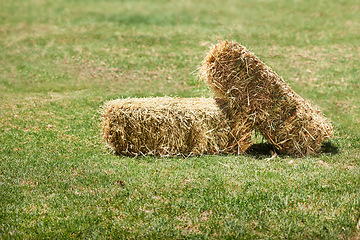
[246,143,277,159]
[320,141,339,155]
[101,97,253,157]
[199,40,333,157]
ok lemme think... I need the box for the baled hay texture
[199,40,333,157]
[101,97,253,156]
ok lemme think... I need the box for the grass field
[1,0,359,238]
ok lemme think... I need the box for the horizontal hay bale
[101,97,253,156]
[199,40,333,156]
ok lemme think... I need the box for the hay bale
[199,40,333,156]
[101,97,253,156]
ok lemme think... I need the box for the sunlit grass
[0,0,359,238]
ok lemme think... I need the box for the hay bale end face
[101,97,253,156]
[199,40,333,156]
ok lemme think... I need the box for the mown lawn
[1,0,359,239]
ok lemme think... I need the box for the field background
[1,0,359,238]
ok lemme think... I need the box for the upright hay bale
[101,97,253,156]
[199,40,333,156]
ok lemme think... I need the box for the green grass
[1,0,359,239]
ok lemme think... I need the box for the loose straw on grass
[101,97,253,157]
[199,40,333,156]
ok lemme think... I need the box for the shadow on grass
[320,141,339,155]
[245,141,339,159]
[112,141,339,159]
[245,143,277,159]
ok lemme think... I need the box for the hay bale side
[101,97,253,156]
[199,40,333,156]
